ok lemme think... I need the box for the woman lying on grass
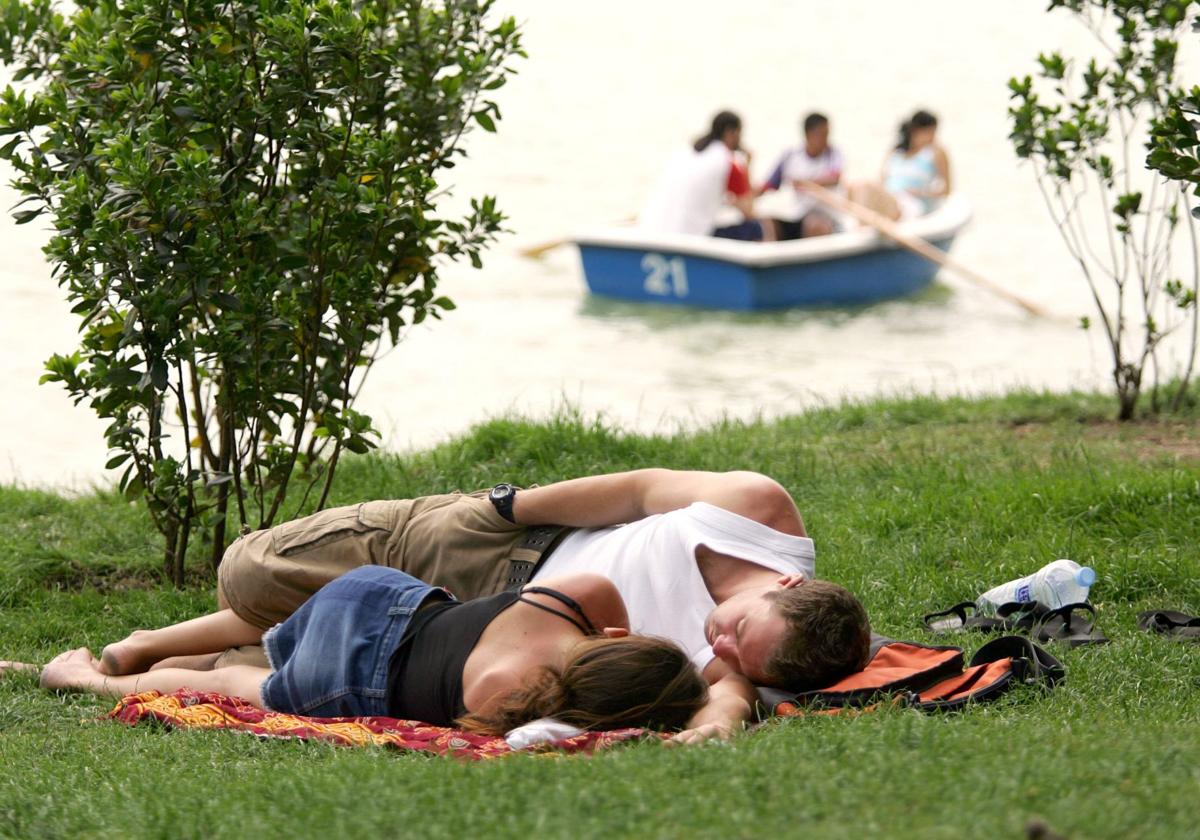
[2,566,708,736]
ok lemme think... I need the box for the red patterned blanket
[106,689,661,760]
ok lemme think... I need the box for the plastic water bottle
[976,559,1097,614]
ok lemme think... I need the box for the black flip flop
[1032,602,1108,648]
[995,600,1051,633]
[1137,609,1200,642]
[923,601,1009,634]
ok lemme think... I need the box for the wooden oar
[802,182,1050,318]
[519,236,572,259]
[518,217,637,260]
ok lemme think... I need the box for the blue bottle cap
[1075,566,1096,587]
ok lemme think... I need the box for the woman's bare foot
[98,631,157,676]
[39,647,102,691]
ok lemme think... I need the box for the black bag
[758,633,1065,719]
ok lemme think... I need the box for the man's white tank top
[531,502,816,672]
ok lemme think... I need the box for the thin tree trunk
[175,504,192,588]
[210,404,235,570]
[210,480,230,572]
[1116,365,1141,421]
[163,518,179,583]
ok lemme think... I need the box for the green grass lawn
[2,390,1199,839]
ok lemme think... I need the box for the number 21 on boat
[641,253,688,298]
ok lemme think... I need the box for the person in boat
[758,112,844,239]
[639,111,777,242]
[13,567,709,736]
[849,110,951,222]
[62,469,873,743]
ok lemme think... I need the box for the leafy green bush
[1007,0,1198,420]
[0,0,523,583]
[1147,20,1200,401]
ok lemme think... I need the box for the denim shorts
[260,565,442,717]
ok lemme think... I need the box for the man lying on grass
[6,567,709,737]
[93,469,873,743]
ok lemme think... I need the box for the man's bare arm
[670,667,758,745]
[511,468,805,535]
[794,172,841,190]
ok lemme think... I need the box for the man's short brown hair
[762,581,871,691]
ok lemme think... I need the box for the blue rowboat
[574,196,971,310]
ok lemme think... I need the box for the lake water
[2,1,1196,487]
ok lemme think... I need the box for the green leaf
[211,291,241,311]
[122,474,144,501]
[150,361,168,391]
[473,111,497,132]
[344,437,370,454]
[1113,192,1143,219]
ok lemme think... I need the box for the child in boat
[758,112,845,239]
[850,110,952,222]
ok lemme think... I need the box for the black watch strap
[489,483,518,523]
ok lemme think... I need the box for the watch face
[490,483,512,501]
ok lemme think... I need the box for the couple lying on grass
[7,469,871,743]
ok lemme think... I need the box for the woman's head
[695,110,742,152]
[458,635,708,735]
[897,110,938,152]
[553,635,708,730]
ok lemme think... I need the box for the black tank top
[386,586,596,725]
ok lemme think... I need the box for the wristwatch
[489,483,518,523]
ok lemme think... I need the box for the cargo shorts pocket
[270,503,398,556]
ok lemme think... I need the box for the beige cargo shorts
[214,490,527,668]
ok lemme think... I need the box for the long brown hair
[458,635,707,736]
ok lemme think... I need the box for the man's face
[805,123,829,155]
[704,587,788,685]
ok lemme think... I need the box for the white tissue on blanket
[504,717,585,749]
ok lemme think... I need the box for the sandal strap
[922,601,977,630]
[996,601,1048,630]
[1037,602,1095,633]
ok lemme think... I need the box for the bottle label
[1015,583,1032,602]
